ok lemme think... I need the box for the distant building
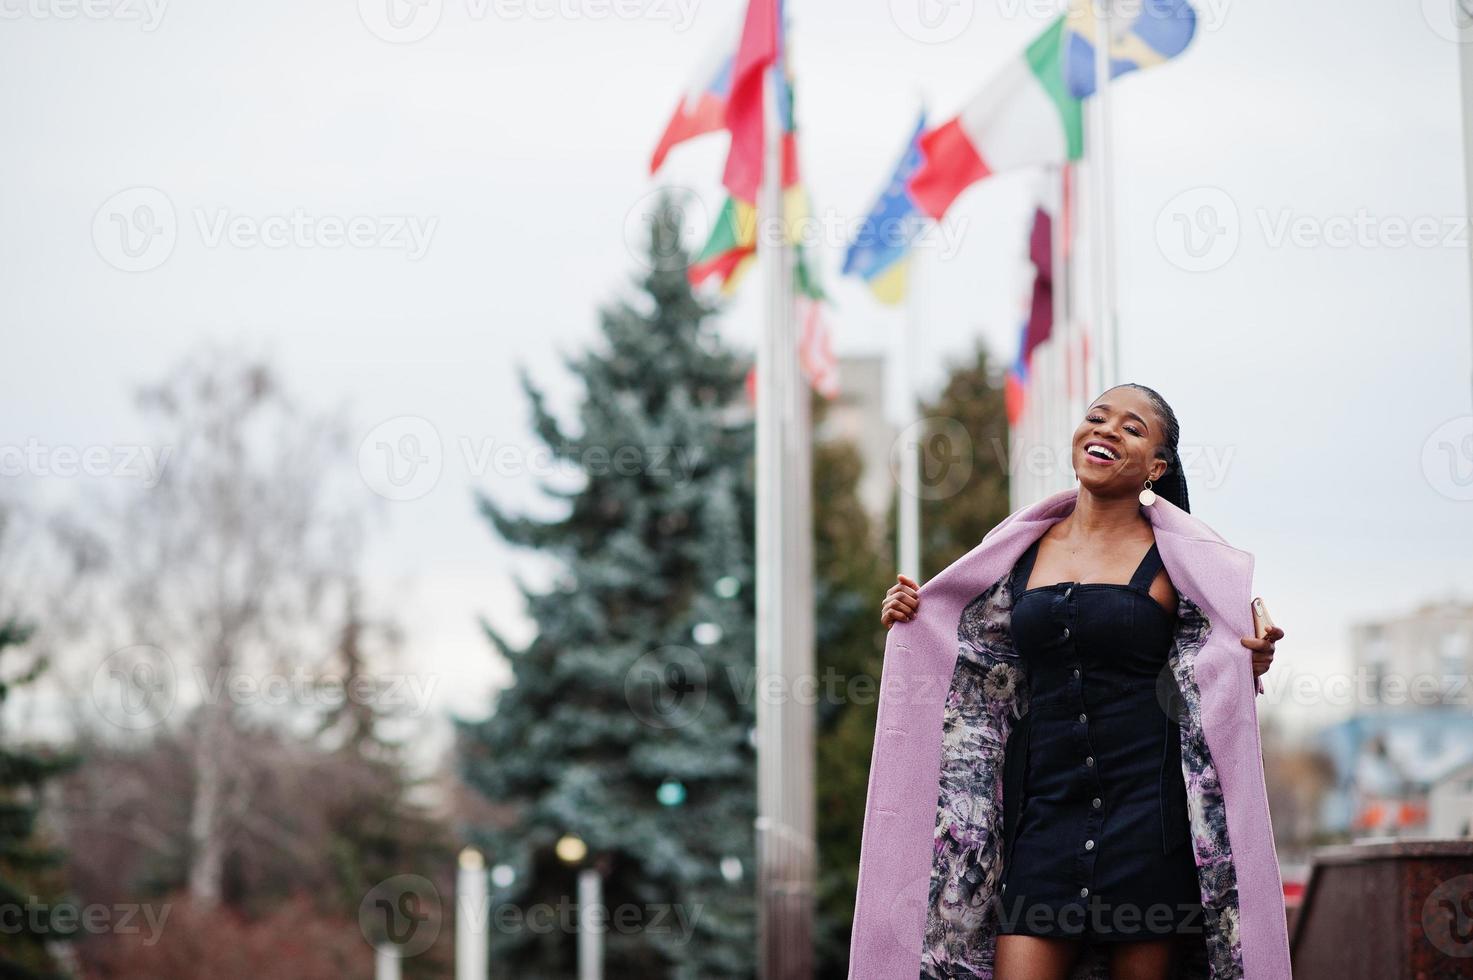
[1316,600,1473,837]
[1429,759,1473,838]
[1350,598,1473,709]
[815,354,895,532]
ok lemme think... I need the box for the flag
[1024,205,1053,359]
[692,1,821,301]
[689,195,758,295]
[688,122,804,296]
[798,295,838,398]
[1004,319,1030,427]
[722,0,781,203]
[842,111,927,305]
[649,40,734,174]
[1064,0,1196,100]
[907,15,1083,220]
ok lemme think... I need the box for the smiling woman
[866,385,1289,980]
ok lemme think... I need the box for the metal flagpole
[1090,0,1121,387]
[1046,167,1071,494]
[754,18,814,978]
[891,94,925,577]
[1056,167,1078,438]
[1458,0,1473,409]
[898,242,923,580]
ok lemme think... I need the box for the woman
[872,383,1285,980]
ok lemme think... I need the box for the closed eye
[1086,413,1143,437]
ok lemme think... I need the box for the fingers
[1243,633,1275,677]
[882,597,916,623]
[880,580,920,628]
[881,597,916,624]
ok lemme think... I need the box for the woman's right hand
[880,574,920,630]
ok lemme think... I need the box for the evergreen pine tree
[456,191,758,979]
[0,618,78,980]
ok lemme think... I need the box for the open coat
[847,487,1291,979]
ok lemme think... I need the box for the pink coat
[847,487,1291,978]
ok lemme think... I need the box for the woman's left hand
[1241,625,1284,679]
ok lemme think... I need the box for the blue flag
[1065,0,1196,100]
[843,111,928,305]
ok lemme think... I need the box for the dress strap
[1128,541,1164,592]
[1011,537,1042,596]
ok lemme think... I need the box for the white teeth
[1086,444,1119,460]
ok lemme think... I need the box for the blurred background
[1,0,1471,976]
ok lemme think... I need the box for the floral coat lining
[918,572,1245,979]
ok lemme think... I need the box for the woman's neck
[1065,486,1149,537]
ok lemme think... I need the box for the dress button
[1085,755,1095,767]
[1064,586,1072,598]
[1078,712,1087,723]
[1085,839,1095,850]
[1079,887,1090,898]
[1072,668,1081,678]
[1092,797,1102,808]
[1062,627,1070,639]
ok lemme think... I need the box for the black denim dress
[996,536,1203,942]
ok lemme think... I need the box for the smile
[1083,441,1121,464]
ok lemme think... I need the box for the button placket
[1067,585,1101,900]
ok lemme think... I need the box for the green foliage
[0,618,79,980]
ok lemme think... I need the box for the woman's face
[1071,386,1168,496]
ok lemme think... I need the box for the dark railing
[1290,838,1473,979]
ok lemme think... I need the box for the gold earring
[1139,479,1156,507]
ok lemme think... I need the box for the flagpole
[898,97,925,569]
[753,19,814,980]
[1090,0,1121,387]
[1047,167,1071,495]
[897,225,923,581]
[1459,1,1473,410]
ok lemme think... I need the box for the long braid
[1114,382,1191,514]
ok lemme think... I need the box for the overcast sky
[1,0,1470,746]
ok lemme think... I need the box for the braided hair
[1108,382,1191,514]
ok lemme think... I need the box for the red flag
[722,0,780,204]
[798,296,838,399]
[1023,206,1053,361]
